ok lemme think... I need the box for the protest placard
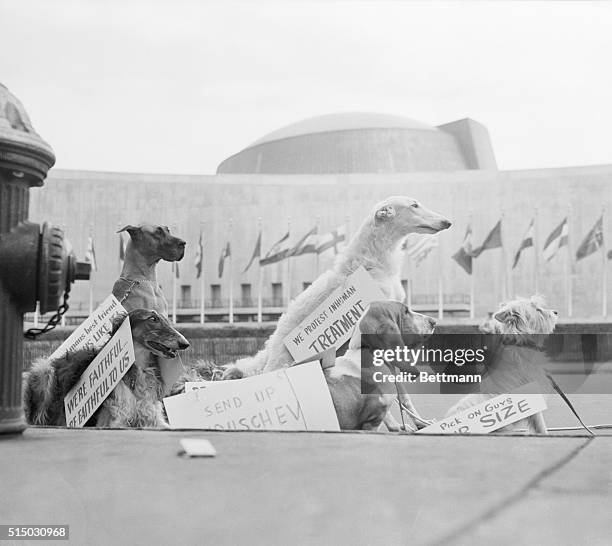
[164,361,340,431]
[64,317,135,428]
[417,384,547,434]
[50,295,126,360]
[283,267,385,363]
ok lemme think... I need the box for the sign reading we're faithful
[64,318,135,428]
[283,267,384,363]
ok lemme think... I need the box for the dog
[113,224,186,315]
[225,196,450,378]
[326,301,436,430]
[113,223,186,393]
[445,295,558,434]
[23,309,190,428]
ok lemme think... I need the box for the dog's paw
[222,366,244,380]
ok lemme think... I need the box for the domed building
[217,112,498,174]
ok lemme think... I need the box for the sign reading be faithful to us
[283,267,385,363]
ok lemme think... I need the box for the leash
[545,371,595,436]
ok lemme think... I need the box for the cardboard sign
[163,362,340,431]
[50,295,126,360]
[284,267,385,363]
[64,318,135,428]
[417,385,547,435]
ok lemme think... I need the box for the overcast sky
[1,1,612,175]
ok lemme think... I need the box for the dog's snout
[440,219,452,229]
[552,310,558,316]
[177,239,186,247]
[178,339,190,350]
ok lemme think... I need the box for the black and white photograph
[1,1,611,544]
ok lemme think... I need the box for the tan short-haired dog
[326,301,436,431]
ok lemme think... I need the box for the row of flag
[452,215,609,275]
[216,225,347,278]
[89,214,609,281]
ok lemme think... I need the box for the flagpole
[257,217,263,324]
[88,222,93,316]
[500,210,510,301]
[533,207,539,294]
[286,217,291,310]
[315,215,321,278]
[200,221,205,324]
[406,254,413,308]
[566,205,573,318]
[172,222,177,324]
[469,212,475,320]
[60,223,67,326]
[438,235,443,320]
[229,218,234,324]
[117,220,123,275]
[602,205,608,318]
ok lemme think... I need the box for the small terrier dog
[446,295,558,434]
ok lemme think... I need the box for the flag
[403,234,438,267]
[85,236,97,271]
[243,231,261,273]
[512,218,534,269]
[194,231,204,278]
[172,261,180,279]
[472,220,502,258]
[260,231,291,266]
[218,242,231,277]
[292,226,318,256]
[542,218,568,262]
[452,225,473,274]
[316,225,346,255]
[119,233,126,263]
[576,216,603,261]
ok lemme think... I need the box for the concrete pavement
[1,425,610,546]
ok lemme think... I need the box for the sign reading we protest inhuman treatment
[283,267,385,363]
[163,362,340,431]
[50,295,126,360]
[417,384,547,435]
[64,318,135,428]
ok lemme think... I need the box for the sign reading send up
[64,317,135,428]
[163,362,340,431]
[284,267,384,363]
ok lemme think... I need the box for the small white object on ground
[179,438,217,457]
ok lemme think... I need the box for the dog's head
[125,309,190,359]
[356,301,436,352]
[118,223,186,262]
[486,295,558,347]
[371,196,451,239]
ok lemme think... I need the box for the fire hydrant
[0,83,90,434]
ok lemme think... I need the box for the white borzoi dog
[225,196,451,378]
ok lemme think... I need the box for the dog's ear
[493,308,519,325]
[375,205,396,223]
[117,225,141,238]
[359,303,405,352]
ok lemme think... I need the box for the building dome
[0,83,55,184]
[217,112,496,174]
